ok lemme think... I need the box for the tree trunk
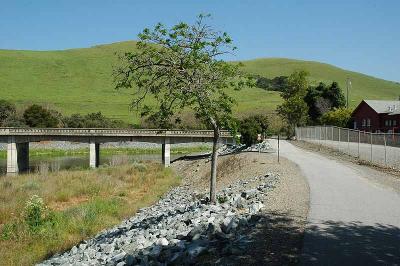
[210,125,220,204]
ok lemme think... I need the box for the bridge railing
[0,128,232,138]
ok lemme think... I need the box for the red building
[352,100,400,133]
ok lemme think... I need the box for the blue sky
[0,0,399,81]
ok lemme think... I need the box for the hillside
[0,41,399,124]
[241,58,400,105]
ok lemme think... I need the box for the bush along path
[39,171,279,265]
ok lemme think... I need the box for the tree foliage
[239,115,269,147]
[277,70,309,136]
[277,96,309,135]
[114,15,249,203]
[304,82,346,122]
[281,70,309,100]
[254,75,288,91]
[320,107,352,128]
[63,112,126,128]
[114,14,247,129]
[0,100,16,126]
[23,104,59,128]
[324,82,346,109]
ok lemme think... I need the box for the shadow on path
[110,211,399,265]
[302,220,400,265]
[201,212,400,265]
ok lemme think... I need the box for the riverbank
[40,150,309,265]
[0,144,211,159]
[0,163,180,266]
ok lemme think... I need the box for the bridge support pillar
[89,142,100,168]
[7,137,29,175]
[162,137,170,167]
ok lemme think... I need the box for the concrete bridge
[0,128,233,175]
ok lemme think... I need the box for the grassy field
[0,163,180,265]
[0,41,399,124]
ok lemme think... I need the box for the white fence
[296,126,400,170]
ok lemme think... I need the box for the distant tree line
[0,101,127,128]
[253,75,288,92]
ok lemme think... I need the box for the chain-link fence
[296,126,400,170]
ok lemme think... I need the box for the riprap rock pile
[40,173,279,266]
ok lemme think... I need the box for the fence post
[357,130,361,159]
[319,126,322,147]
[314,127,317,142]
[331,126,334,142]
[370,133,373,162]
[384,133,387,166]
[325,126,328,144]
[338,127,341,151]
[347,128,350,153]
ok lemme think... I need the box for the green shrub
[320,107,352,127]
[23,104,59,128]
[24,195,50,231]
[63,112,127,128]
[217,195,228,204]
[254,75,288,91]
[0,99,16,126]
[2,115,28,127]
[239,115,269,147]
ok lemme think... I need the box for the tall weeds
[0,163,180,265]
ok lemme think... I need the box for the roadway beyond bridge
[0,128,233,175]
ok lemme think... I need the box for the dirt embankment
[173,152,310,265]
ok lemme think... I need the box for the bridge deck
[1,128,233,174]
[0,128,231,138]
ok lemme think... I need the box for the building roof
[364,100,400,115]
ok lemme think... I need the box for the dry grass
[0,162,180,266]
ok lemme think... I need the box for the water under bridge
[0,128,233,175]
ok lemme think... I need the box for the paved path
[272,140,400,265]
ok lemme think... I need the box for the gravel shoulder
[173,151,310,265]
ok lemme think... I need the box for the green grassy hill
[1,41,399,124]
[241,58,400,106]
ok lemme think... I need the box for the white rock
[156,237,169,246]
[249,202,264,214]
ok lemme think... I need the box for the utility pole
[346,77,351,108]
